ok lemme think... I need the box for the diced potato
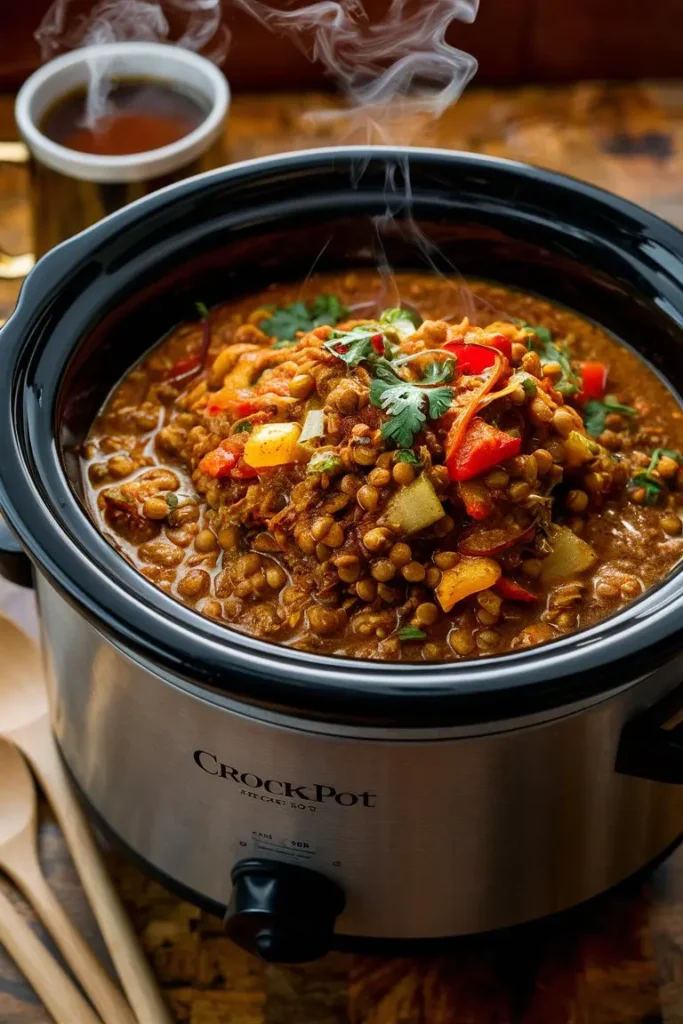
[540,525,598,583]
[385,473,444,534]
[244,422,302,468]
[436,557,502,612]
[563,430,601,469]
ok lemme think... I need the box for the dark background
[1,0,682,93]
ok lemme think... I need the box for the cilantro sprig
[262,294,349,347]
[518,321,583,397]
[323,326,384,367]
[584,397,637,438]
[379,307,422,338]
[397,626,427,641]
[631,448,683,505]
[394,449,421,465]
[370,361,453,449]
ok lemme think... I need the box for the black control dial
[224,858,345,963]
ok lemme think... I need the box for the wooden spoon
[0,738,134,1023]
[0,885,101,1024]
[0,614,172,1024]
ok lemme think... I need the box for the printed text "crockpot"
[194,750,376,807]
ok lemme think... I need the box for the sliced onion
[299,409,325,443]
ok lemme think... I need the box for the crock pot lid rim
[3,145,683,724]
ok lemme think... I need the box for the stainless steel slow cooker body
[3,148,683,961]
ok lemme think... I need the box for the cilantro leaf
[375,384,428,449]
[310,294,347,326]
[379,307,422,338]
[397,626,427,641]
[394,449,421,465]
[165,492,179,509]
[518,321,583,397]
[370,363,452,448]
[233,421,253,433]
[195,301,209,318]
[306,451,344,476]
[520,376,537,398]
[631,471,664,505]
[426,387,453,419]
[421,359,455,385]
[584,397,637,437]
[323,326,379,367]
[630,448,683,504]
[261,294,349,344]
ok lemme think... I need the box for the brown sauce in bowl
[81,272,683,661]
[40,80,208,156]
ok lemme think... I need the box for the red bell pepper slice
[458,522,536,557]
[457,481,494,521]
[443,336,512,374]
[577,361,607,402]
[370,333,385,355]
[446,417,522,482]
[496,577,537,602]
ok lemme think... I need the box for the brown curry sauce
[81,273,683,662]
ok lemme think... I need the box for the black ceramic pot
[1,148,683,960]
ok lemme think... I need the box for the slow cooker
[3,148,683,963]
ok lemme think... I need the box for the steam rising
[35,0,229,127]
[36,0,481,313]
[234,0,478,141]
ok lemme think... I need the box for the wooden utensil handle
[14,859,136,1024]
[0,886,101,1024]
[19,717,173,1024]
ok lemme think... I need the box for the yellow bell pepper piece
[244,422,302,468]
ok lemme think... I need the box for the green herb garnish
[394,449,421,465]
[306,451,344,476]
[379,307,422,338]
[420,359,455,385]
[521,376,537,399]
[584,397,637,438]
[370,362,452,449]
[518,321,582,397]
[195,301,209,318]
[631,448,683,504]
[261,294,349,345]
[323,326,381,367]
[397,626,427,641]
[165,492,179,509]
[233,421,253,433]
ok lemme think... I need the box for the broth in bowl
[81,272,683,661]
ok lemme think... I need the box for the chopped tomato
[371,333,385,355]
[577,361,607,401]
[443,336,512,374]
[198,446,238,478]
[446,417,522,481]
[496,577,537,602]
[198,438,244,479]
[457,481,493,521]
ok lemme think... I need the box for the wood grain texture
[2,80,683,1021]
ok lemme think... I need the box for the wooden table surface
[3,81,683,1022]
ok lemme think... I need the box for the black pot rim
[3,145,683,728]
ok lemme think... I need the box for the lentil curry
[82,272,683,661]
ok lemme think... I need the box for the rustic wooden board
[2,81,683,1021]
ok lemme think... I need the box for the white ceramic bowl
[15,41,230,183]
